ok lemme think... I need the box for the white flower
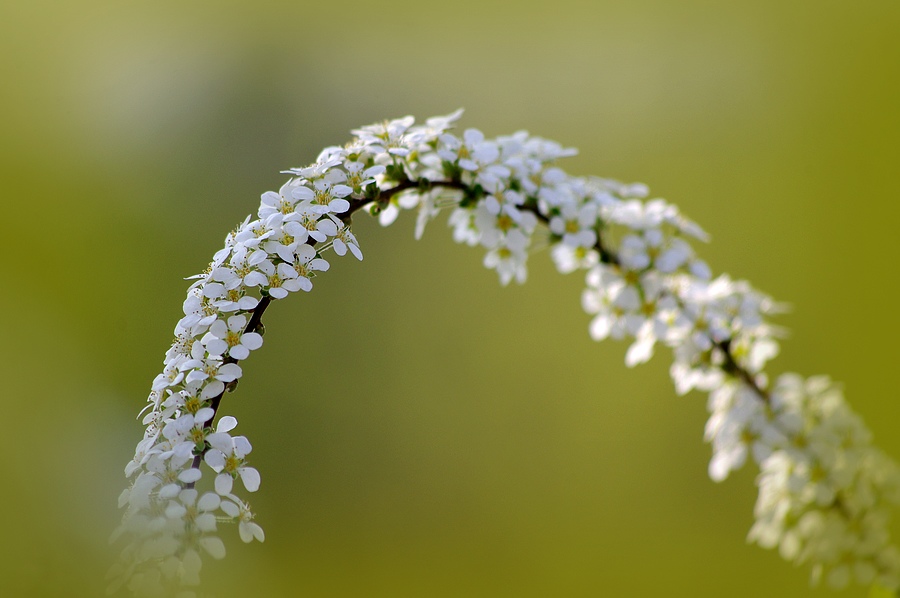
[351,115,415,156]
[180,343,243,386]
[581,264,648,341]
[179,289,218,335]
[284,212,338,244]
[165,329,195,363]
[283,244,330,291]
[330,220,363,260]
[343,160,385,196]
[484,244,528,286]
[234,217,278,251]
[204,315,263,360]
[623,289,686,367]
[458,129,500,171]
[205,426,260,495]
[152,358,187,391]
[406,108,464,145]
[246,259,302,299]
[704,382,784,481]
[448,207,481,246]
[260,221,303,263]
[549,202,598,249]
[550,244,598,274]
[308,178,353,214]
[212,260,262,292]
[220,497,266,544]
[474,202,537,249]
[258,180,300,220]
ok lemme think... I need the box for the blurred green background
[2,1,899,596]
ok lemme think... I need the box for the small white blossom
[204,315,263,360]
[331,220,363,260]
[549,202,598,249]
[205,432,260,495]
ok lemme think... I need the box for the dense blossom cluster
[112,111,900,595]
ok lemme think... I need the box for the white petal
[249,522,265,542]
[199,536,227,560]
[329,198,350,213]
[243,271,268,287]
[198,492,221,512]
[275,245,295,263]
[295,244,316,261]
[204,450,226,471]
[172,441,194,460]
[202,283,225,299]
[316,219,338,236]
[241,332,263,351]
[209,320,228,339]
[277,262,297,278]
[159,483,181,499]
[195,513,217,533]
[215,473,234,495]
[216,363,243,382]
[166,504,187,520]
[229,345,250,360]
[239,521,266,543]
[307,204,329,215]
[201,380,225,399]
[239,467,260,492]
[589,315,612,341]
[178,468,202,484]
[239,521,254,543]
[181,549,203,586]
[204,339,228,357]
[291,186,314,200]
[179,488,199,505]
[237,296,259,310]
[212,267,236,282]
[332,184,353,198]
[282,279,303,293]
[207,433,233,454]
[378,204,399,226]
[233,436,252,455]
[226,315,247,332]
[260,191,280,206]
[185,369,208,384]
[216,416,238,433]
[219,500,240,518]
[625,336,655,367]
[248,249,268,266]
[310,258,329,272]
[194,407,215,424]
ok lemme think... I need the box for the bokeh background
[2,1,899,596]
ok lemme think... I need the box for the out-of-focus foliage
[1,1,898,596]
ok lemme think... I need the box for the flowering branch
[110,111,900,597]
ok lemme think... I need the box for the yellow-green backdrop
[2,1,899,596]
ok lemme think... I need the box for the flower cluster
[114,111,900,595]
[746,376,900,588]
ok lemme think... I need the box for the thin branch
[187,174,770,486]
